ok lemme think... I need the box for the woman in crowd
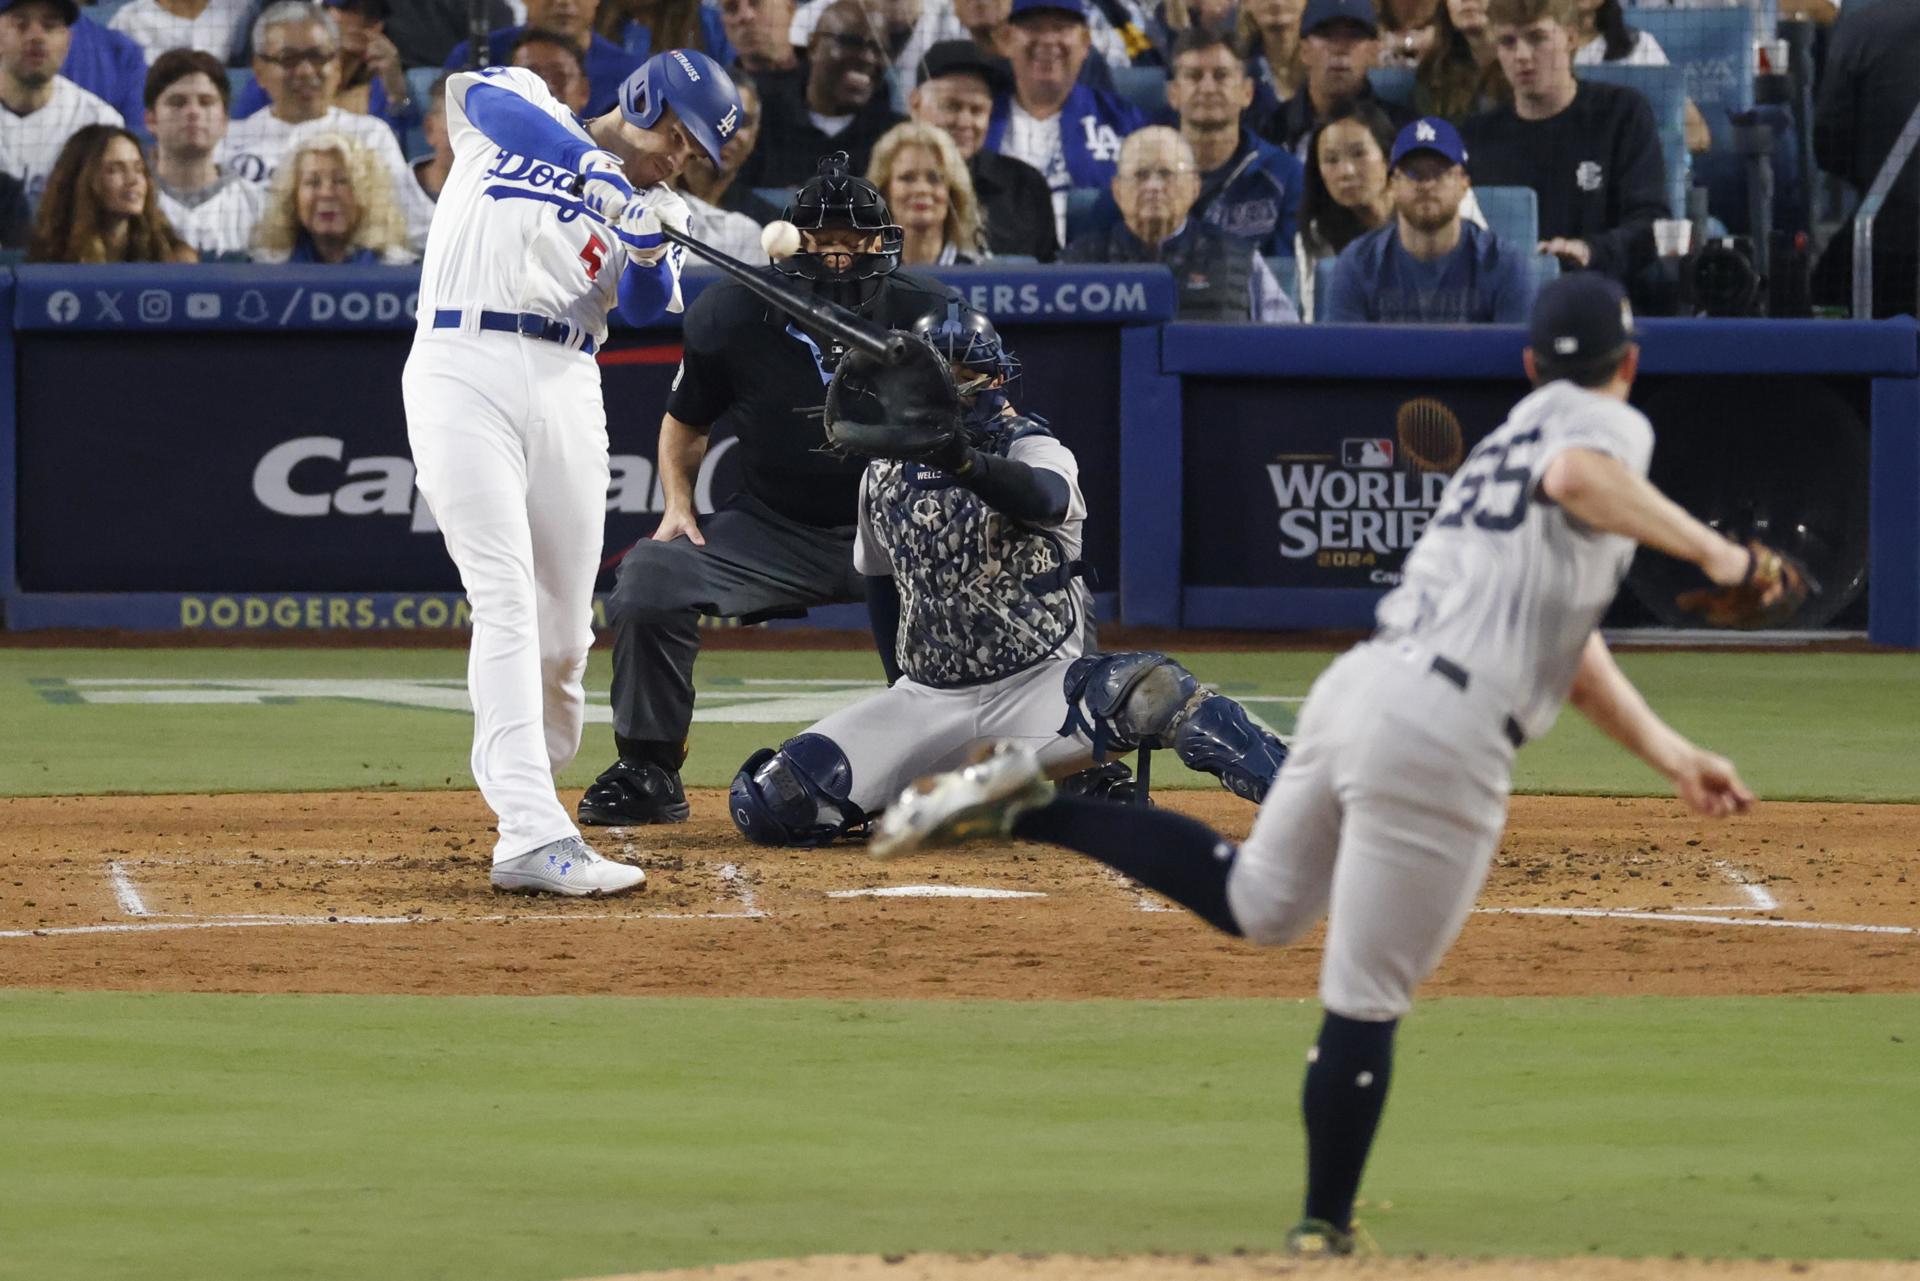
[870,122,990,266]
[1571,0,1666,65]
[1377,0,1441,66]
[1414,0,1506,120]
[29,124,196,264]
[1293,100,1395,317]
[252,135,415,265]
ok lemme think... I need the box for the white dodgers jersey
[1373,380,1655,740]
[417,68,679,345]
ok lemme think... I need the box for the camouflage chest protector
[864,419,1082,688]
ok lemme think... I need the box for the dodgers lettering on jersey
[416,67,670,344]
[1373,380,1654,740]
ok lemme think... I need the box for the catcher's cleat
[489,836,646,897]
[578,758,690,826]
[870,741,1054,859]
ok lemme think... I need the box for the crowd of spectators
[0,0,1908,320]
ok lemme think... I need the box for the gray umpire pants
[607,492,866,749]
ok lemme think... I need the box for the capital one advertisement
[13,327,1122,596]
[1180,377,1522,590]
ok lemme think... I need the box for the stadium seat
[1623,7,1754,150]
[1111,65,1168,116]
[1367,65,1417,109]
[1312,255,1337,321]
[1528,251,1561,293]
[1576,62,1689,217]
[754,186,795,213]
[89,0,136,25]
[1265,254,1299,312]
[407,66,444,114]
[1474,185,1539,249]
[1064,186,1102,243]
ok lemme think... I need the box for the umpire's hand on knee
[654,505,705,545]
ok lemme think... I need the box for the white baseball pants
[403,331,610,864]
[1226,641,1516,1021]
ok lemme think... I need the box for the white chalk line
[106,861,150,917]
[1101,867,1176,913]
[1710,859,1781,912]
[1476,906,1912,936]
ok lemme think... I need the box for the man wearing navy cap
[910,38,1057,258]
[983,0,1143,243]
[1323,115,1533,322]
[1259,0,1412,156]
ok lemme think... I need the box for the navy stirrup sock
[1011,794,1242,935]
[1300,1011,1398,1231]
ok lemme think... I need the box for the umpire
[579,152,952,824]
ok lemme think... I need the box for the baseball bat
[659,224,909,365]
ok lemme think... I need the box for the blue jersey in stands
[1322,219,1535,324]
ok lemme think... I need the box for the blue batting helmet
[619,49,743,169]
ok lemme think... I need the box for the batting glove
[613,185,691,264]
[576,149,634,222]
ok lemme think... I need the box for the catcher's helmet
[910,299,1019,392]
[619,49,743,169]
[778,151,904,292]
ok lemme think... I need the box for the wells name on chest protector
[866,420,1080,688]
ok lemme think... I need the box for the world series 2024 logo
[1267,399,1469,574]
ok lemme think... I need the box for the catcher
[725,303,1289,847]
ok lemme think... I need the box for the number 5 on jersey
[579,232,608,281]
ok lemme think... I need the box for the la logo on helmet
[717,104,738,138]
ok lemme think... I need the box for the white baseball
[761,220,802,260]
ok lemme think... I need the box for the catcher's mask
[777,151,904,311]
[823,332,963,457]
[909,299,1019,432]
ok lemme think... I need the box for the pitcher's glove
[1674,540,1813,629]
[823,336,965,464]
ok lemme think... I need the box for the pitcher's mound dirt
[582,1255,1920,1281]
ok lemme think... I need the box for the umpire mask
[777,151,905,312]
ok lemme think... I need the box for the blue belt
[432,308,596,356]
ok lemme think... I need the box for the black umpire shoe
[578,759,691,826]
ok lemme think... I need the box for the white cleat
[870,741,1056,859]
[489,835,646,897]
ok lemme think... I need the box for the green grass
[1,992,1916,1281]
[3,648,1917,801]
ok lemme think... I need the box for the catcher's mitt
[1674,540,1814,629]
[823,335,964,465]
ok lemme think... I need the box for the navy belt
[433,308,596,356]
[1428,655,1527,750]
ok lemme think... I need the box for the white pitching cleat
[489,835,646,897]
[869,741,1055,859]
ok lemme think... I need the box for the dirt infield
[1,790,1913,998]
[585,1255,1920,1281]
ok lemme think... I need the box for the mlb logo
[1342,438,1394,468]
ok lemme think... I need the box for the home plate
[827,886,1048,900]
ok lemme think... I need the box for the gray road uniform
[728,414,1288,847]
[1224,379,1655,1020]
